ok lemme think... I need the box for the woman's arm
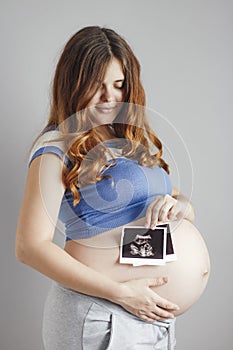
[15,154,179,322]
[15,154,122,300]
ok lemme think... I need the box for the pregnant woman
[15,26,210,349]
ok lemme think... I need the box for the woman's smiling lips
[95,104,117,114]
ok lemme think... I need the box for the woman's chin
[88,105,121,127]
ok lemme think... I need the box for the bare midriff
[64,218,210,316]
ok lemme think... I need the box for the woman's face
[88,57,125,126]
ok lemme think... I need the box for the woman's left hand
[144,193,194,230]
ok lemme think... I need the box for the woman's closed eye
[114,79,125,89]
[115,85,124,90]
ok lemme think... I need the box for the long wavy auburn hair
[41,26,169,205]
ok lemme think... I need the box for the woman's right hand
[114,277,179,322]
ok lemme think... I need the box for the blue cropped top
[28,128,172,241]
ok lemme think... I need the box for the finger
[158,202,175,222]
[167,207,176,221]
[155,296,179,311]
[170,197,191,221]
[144,204,153,228]
[139,304,175,321]
[152,305,175,319]
[144,197,161,228]
[150,197,165,229]
[146,277,168,287]
[138,309,166,323]
[159,195,177,221]
[171,205,186,221]
[144,311,168,322]
[139,314,158,323]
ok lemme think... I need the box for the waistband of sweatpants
[53,281,176,328]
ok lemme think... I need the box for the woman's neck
[96,124,117,141]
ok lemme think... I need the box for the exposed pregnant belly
[64,218,210,316]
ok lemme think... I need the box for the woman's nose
[101,87,114,102]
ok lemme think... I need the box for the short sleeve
[28,130,70,168]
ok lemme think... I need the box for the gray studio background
[1,0,232,349]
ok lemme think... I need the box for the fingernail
[163,277,168,283]
[145,223,149,228]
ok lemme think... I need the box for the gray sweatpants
[42,282,176,350]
